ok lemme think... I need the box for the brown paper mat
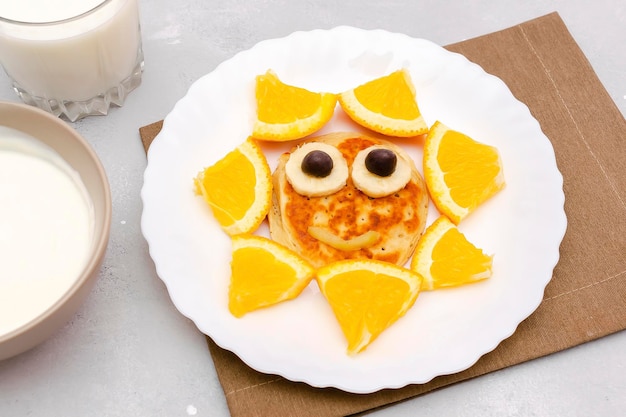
[140,12,626,417]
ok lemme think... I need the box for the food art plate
[141,26,566,393]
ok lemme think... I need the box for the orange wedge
[410,216,493,290]
[252,70,337,141]
[423,121,505,224]
[228,235,316,317]
[338,69,428,137]
[316,259,423,354]
[194,137,272,235]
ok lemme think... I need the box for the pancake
[269,131,429,268]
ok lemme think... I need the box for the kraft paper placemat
[139,12,626,417]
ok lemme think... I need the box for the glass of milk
[0,0,143,122]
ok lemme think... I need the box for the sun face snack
[269,131,429,268]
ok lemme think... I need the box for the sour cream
[0,127,94,336]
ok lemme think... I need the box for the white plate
[141,26,566,393]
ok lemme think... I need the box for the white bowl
[0,101,111,360]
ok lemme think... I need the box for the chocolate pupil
[365,148,397,177]
[301,150,333,178]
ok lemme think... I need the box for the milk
[0,0,142,107]
[0,0,106,23]
[0,128,95,336]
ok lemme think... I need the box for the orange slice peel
[410,216,493,291]
[229,234,316,317]
[194,137,272,235]
[423,121,505,224]
[253,70,337,141]
[316,259,423,354]
[338,69,428,137]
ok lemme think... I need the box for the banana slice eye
[351,145,411,198]
[285,142,349,197]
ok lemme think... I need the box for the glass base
[11,48,144,123]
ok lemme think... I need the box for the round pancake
[269,131,429,268]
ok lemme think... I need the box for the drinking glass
[0,0,144,121]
